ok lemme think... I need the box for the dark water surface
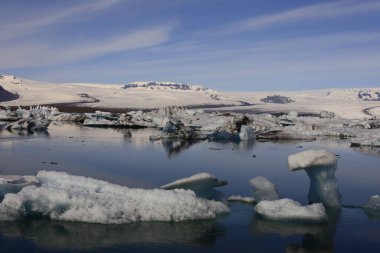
[0,122,379,253]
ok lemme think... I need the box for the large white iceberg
[255,198,327,222]
[249,176,280,202]
[288,149,341,207]
[0,171,229,224]
[363,195,380,211]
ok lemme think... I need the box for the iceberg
[363,195,380,220]
[0,175,39,200]
[161,173,227,200]
[227,195,256,204]
[249,176,280,202]
[255,198,327,222]
[239,125,255,141]
[0,171,229,224]
[161,173,227,191]
[288,150,341,207]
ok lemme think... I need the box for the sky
[0,0,380,91]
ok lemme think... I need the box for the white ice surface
[239,125,255,141]
[0,171,229,224]
[161,173,226,190]
[288,149,337,171]
[255,198,327,222]
[227,195,256,204]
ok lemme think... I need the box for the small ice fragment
[255,198,327,223]
[227,195,256,204]
[249,177,280,202]
[161,173,227,191]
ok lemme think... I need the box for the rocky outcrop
[0,85,18,102]
[261,95,294,104]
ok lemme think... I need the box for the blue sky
[1,0,380,91]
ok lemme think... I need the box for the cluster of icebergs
[1,105,380,148]
[0,149,378,225]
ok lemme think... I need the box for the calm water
[0,122,379,253]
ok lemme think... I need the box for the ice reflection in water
[252,207,341,253]
[0,218,220,250]
[0,123,380,252]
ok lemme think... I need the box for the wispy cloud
[0,22,176,68]
[216,0,380,35]
[0,0,122,41]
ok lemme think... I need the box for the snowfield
[0,74,379,119]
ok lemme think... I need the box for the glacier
[0,171,229,224]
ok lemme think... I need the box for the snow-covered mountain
[326,88,380,101]
[122,81,215,93]
[358,90,380,101]
[0,74,379,119]
[0,74,235,109]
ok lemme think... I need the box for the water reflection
[351,146,380,157]
[363,208,380,221]
[3,128,50,138]
[252,208,341,253]
[0,218,222,250]
[252,218,325,236]
[161,139,198,158]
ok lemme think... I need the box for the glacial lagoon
[0,122,379,253]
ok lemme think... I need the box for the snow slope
[0,74,379,119]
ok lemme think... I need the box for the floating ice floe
[351,136,380,147]
[256,130,316,141]
[0,171,229,224]
[255,198,327,222]
[288,149,341,207]
[363,195,380,220]
[227,195,256,204]
[249,177,280,202]
[363,195,380,211]
[161,173,227,200]
[161,173,227,191]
